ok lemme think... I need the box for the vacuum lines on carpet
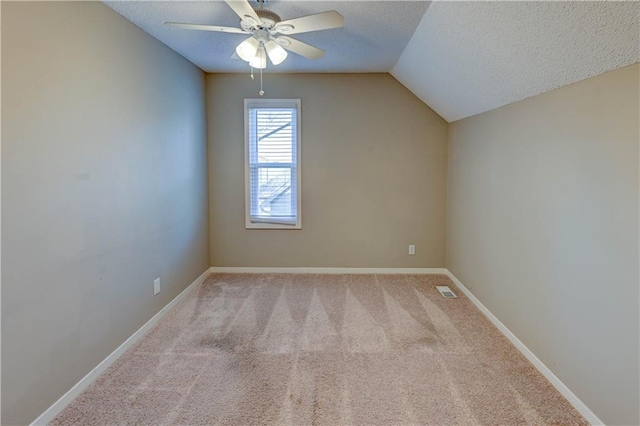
[52,273,587,425]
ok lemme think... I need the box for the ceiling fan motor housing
[256,9,281,28]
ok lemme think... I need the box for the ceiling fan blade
[274,11,344,35]
[165,22,249,34]
[224,0,262,26]
[277,36,324,59]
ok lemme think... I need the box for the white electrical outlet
[154,278,160,295]
[409,245,415,255]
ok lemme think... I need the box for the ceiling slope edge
[390,1,640,123]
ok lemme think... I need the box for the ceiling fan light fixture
[265,40,288,65]
[249,45,267,69]
[236,37,259,62]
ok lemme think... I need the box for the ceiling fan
[166,0,344,69]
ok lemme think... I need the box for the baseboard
[31,267,600,425]
[30,268,212,426]
[444,270,604,426]
[210,267,447,274]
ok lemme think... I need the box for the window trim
[244,98,302,230]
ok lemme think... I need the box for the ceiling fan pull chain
[250,66,254,80]
[259,68,264,96]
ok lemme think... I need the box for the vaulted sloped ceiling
[392,1,640,122]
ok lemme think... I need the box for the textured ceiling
[103,0,430,73]
[392,1,640,122]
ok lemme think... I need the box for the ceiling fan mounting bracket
[274,37,291,47]
[241,16,257,30]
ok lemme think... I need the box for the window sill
[245,222,302,230]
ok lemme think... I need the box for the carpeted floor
[52,273,587,425]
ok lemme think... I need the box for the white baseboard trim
[210,267,448,274]
[30,268,212,426]
[444,270,604,426]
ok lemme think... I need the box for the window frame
[244,98,302,230]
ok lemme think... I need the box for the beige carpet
[52,273,587,425]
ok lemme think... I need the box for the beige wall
[447,64,639,425]
[1,2,209,424]
[207,73,448,268]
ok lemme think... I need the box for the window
[244,99,301,229]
